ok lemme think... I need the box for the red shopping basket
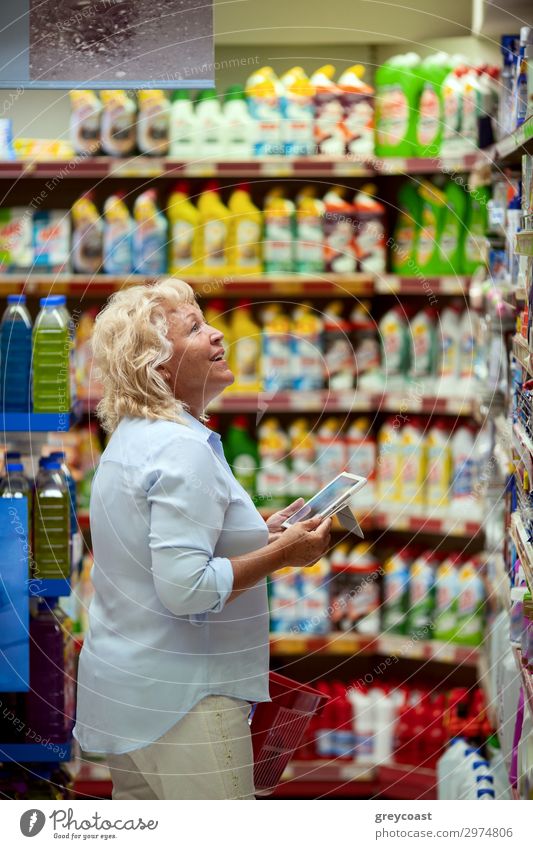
[250,671,330,796]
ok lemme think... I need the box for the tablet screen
[283,474,364,525]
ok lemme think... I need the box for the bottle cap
[7,294,26,304]
[6,463,24,472]
[40,295,63,307]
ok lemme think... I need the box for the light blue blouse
[73,412,270,755]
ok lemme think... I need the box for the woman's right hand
[273,515,332,568]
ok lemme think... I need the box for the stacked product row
[269,543,485,645]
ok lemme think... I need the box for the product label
[264,216,293,269]
[292,336,324,390]
[104,222,132,273]
[262,334,292,391]
[417,84,440,146]
[342,94,374,154]
[171,220,194,266]
[236,219,261,267]
[443,87,460,140]
[411,323,431,375]
[440,225,458,263]
[376,85,409,147]
[382,321,404,373]
[204,219,227,267]
[440,331,459,377]
[417,209,436,265]
[296,216,324,266]
[347,440,376,479]
[234,337,260,384]
[452,455,474,497]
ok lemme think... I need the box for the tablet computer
[281,472,368,528]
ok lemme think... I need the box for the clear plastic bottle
[33,457,70,580]
[0,294,32,412]
[0,462,31,565]
[32,295,71,413]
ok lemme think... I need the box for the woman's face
[160,302,234,413]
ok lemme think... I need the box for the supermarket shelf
[493,116,533,164]
[1,412,71,432]
[376,274,470,296]
[0,273,469,299]
[270,632,479,666]
[27,578,70,598]
[512,334,533,377]
[0,153,484,180]
[510,513,533,592]
[516,231,533,257]
[0,742,71,763]
[210,390,475,415]
[512,647,533,724]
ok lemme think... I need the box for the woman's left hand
[266,498,306,543]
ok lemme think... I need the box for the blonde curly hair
[92,278,196,434]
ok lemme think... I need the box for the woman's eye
[190,322,200,333]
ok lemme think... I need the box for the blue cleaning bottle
[0,294,32,412]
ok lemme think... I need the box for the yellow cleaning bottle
[167,181,200,275]
[204,299,232,360]
[196,181,231,275]
[227,184,263,275]
[228,300,262,393]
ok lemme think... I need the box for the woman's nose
[209,325,224,343]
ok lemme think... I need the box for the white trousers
[106,695,256,800]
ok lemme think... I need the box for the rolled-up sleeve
[146,437,234,617]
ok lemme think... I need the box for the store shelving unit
[510,513,533,591]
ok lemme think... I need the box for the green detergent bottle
[224,416,259,499]
[463,185,490,275]
[375,53,422,157]
[391,182,422,272]
[32,295,71,412]
[415,180,447,274]
[33,457,70,580]
[440,180,468,275]
[416,53,451,157]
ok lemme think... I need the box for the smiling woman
[73,277,331,800]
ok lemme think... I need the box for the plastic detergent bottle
[71,194,103,274]
[415,180,446,274]
[32,296,70,413]
[102,193,133,274]
[438,303,462,383]
[256,417,290,508]
[323,300,354,389]
[0,462,30,553]
[391,182,422,273]
[441,67,464,154]
[205,299,231,360]
[410,308,438,380]
[167,181,200,275]
[169,90,197,159]
[437,738,470,799]
[338,64,374,156]
[132,190,167,274]
[374,53,422,157]
[227,184,262,275]
[223,86,254,159]
[416,53,450,156]
[463,186,490,275]
[196,182,231,275]
[260,304,292,393]
[280,67,315,156]
[455,556,485,645]
[310,65,344,155]
[69,90,102,155]
[49,450,77,549]
[316,417,346,486]
[195,89,225,160]
[460,67,483,150]
[137,90,170,156]
[33,457,70,580]
[263,187,295,273]
[425,419,452,508]
[377,417,403,502]
[440,180,467,275]
[382,549,412,634]
[295,186,325,274]
[288,418,319,501]
[408,551,437,634]
[346,417,376,505]
[347,686,376,764]
[458,310,475,379]
[450,424,476,507]
[322,187,358,273]
[228,300,262,392]
[100,90,136,156]
[434,554,461,641]
[224,416,258,496]
[353,184,386,273]
[26,601,75,743]
[291,302,324,390]
[401,417,427,507]
[245,67,283,155]
[379,306,410,377]
[0,294,32,412]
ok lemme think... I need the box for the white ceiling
[214,0,476,45]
